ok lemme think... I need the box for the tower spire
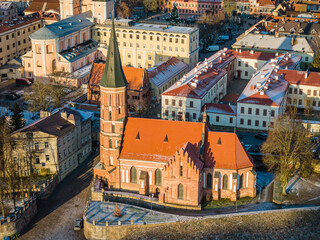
[100,18,127,88]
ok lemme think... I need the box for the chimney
[305,71,308,79]
[194,67,198,73]
[250,85,255,90]
[260,91,265,95]
[291,37,295,46]
[239,49,242,53]
[250,50,254,54]
[275,52,279,56]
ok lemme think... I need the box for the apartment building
[92,18,199,69]
[249,0,277,16]
[235,0,250,15]
[283,70,320,111]
[236,54,301,130]
[0,12,46,81]
[0,1,17,22]
[11,108,92,181]
[161,62,228,121]
[22,11,97,84]
[174,0,222,15]
[147,57,188,100]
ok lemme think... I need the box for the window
[308,89,311,95]
[299,99,302,105]
[245,62,248,67]
[216,116,219,122]
[248,108,252,114]
[263,109,267,116]
[240,174,244,189]
[45,142,48,148]
[263,121,267,127]
[172,99,175,106]
[240,107,244,114]
[190,101,194,107]
[255,120,259,127]
[245,71,248,76]
[172,111,175,117]
[178,184,183,199]
[155,169,162,186]
[46,155,49,161]
[240,118,244,125]
[165,99,168,105]
[230,117,233,123]
[289,88,292,94]
[271,110,275,117]
[314,90,317,96]
[207,173,212,188]
[256,109,260,115]
[109,139,112,148]
[130,167,137,183]
[248,119,251,125]
[35,156,40,164]
[222,175,228,189]
[179,100,182,107]
[180,165,183,176]
[193,113,196,119]
[238,61,241,66]
[294,88,298,94]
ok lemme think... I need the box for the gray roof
[233,34,314,53]
[30,11,93,40]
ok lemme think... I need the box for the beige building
[59,0,114,21]
[22,11,97,84]
[11,108,92,181]
[93,18,199,69]
[0,1,18,22]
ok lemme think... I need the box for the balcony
[32,148,44,153]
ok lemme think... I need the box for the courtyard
[85,201,178,226]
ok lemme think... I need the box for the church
[93,20,256,207]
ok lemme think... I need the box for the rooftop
[237,54,301,107]
[120,117,253,170]
[30,11,93,40]
[162,49,234,99]
[59,39,98,63]
[279,70,320,87]
[25,0,59,14]
[0,12,42,35]
[233,33,314,53]
[99,18,198,34]
[203,103,237,116]
[147,57,188,88]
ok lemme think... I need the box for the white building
[205,103,237,127]
[236,54,302,130]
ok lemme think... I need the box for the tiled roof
[203,103,237,115]
[120,118,253,170]
[204,132,253,169]
[0,1,15,10]
[25,0,59,13]
[162,67,226,99]
[237,54,301,106]
[279,70,320,87]
[147,57,188,88]
[89,63,144,91]
[220,93,240,103]
[229,49,276,61]
[123,67,144,91]
[0,12,42,34]
[256,0,277,7]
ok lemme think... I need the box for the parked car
[74,218,83,230]
[5,92,21,100]
[255,133,268,140]
[244,144,252,152]
[216,39,225,44]
[23,99,33,105]
[252,145,260,153]
[16,78,32,86]
[311,136,319,143]
[205,45,219,52]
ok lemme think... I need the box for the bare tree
[261,108,313,195]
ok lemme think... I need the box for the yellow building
[11,108,92,181]
[92,18,199,69]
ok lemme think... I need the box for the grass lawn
[202,196,257,209]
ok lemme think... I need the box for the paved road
[20,154,99,240]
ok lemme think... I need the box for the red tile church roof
[120,118,253,170]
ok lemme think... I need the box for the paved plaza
[85,201,179,226]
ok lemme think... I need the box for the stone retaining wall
[92,190,201,211]
[0,200,37,239]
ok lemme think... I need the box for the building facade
[92,18,199,69]
[22,12,97,84]
[11,108,92,181]
[0,1,18,22]
[174,0,222,15]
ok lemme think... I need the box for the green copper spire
[100,18,127,88]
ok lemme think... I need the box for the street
[20,154,99,240]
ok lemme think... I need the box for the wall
[0,200,37,239]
